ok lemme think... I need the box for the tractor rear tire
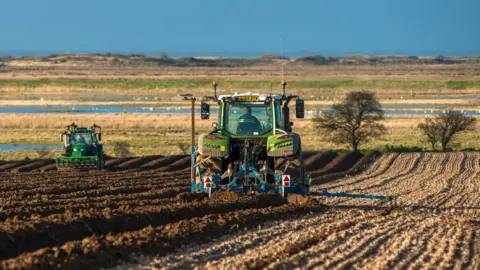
[195,154,224,185]
[97,153,105,170]
[272,144,305,187]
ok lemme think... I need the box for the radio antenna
[280,38,287,97]
[280,37,284,81]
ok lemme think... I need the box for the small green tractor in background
[56,123,105,170]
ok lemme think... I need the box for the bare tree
[418,118,442,150]
[313,90,386,152]
[418,110,476,151]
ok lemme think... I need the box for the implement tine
[388,196,399,210]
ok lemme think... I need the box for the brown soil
[156,156,190,172]
[309,151,364,178]
[37,163,57,172]
[114,155,164,170]
[304,151,338,171]
[0,191,284,260]
[311,151,380,185]
[0,151,378,269]
[140,155,185,170]
[1,201,326,270]
[11,160,54,173]
[0,155,189,173]
[0,161,30,172]
[302,151,318,160]
[104,157,136,168]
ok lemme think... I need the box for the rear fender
[197,133,230,157]
[267,133,300,157]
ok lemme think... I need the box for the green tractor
[191,81,393,204]
[192,80,309,196]
[56,123,105,170]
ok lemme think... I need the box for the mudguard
[197,133,230,157]
[266,132,301,157]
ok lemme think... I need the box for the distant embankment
[1,53,480,68]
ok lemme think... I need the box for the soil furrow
[1,199,326,270]
[0,192,284,260]
[1,152,479,269]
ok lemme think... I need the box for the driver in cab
[237,107,262,134]
[240,107,261,126]
[71,134,86,144]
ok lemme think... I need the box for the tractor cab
[202,87,305,137]
[220,93,279,136]
[69,131,97,145]
[226,102,271,136]
[56,123,105,170]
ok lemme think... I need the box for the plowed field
[1,152,479,269]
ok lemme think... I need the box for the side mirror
[98,133,102,141]
[201,101,210,120]
[295,99,305,118]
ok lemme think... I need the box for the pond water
[0,144,62,152]
[310,110,480,116]
[0,105,193,114]
[382,104,475,109]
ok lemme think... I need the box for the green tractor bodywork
[191,81,392,203]
[192,82,309,196]
[55,123,105,170]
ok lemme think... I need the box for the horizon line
[1,51,479,58]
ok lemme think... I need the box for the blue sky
[0,0,478,56]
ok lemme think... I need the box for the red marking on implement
[204,177,211,188]
[282,175,291,187]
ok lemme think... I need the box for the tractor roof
[217,92,282,102]
[68,127,94,133]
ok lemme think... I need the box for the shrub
[176,142,189,155]
[113,141,132,158]
[384,144,424,153]
[36,146,52,159]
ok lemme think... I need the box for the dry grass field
[0,59,478,159]
[1,113,480,159]
[1,58,480,102]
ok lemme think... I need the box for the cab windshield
[70,132,95,145]
[225,103,273,135]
